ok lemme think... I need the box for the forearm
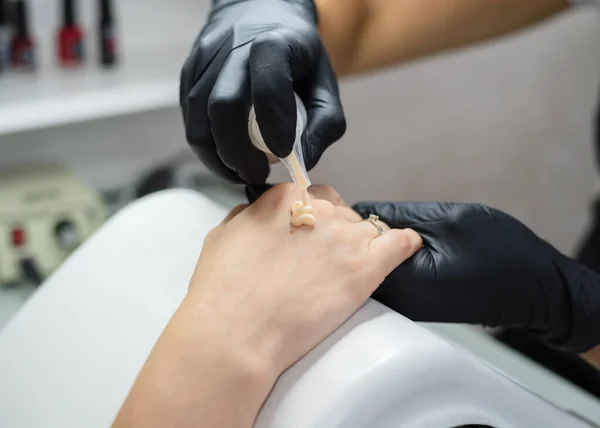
[113,297,277,428]
[316,0,569,76]
[582,346,600,369]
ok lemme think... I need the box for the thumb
[250,28,321,159]
[301,55,346,171]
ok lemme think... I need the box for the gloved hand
[180,0,346,185]
[353,201,600,353]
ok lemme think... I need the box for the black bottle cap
[0,0,7,25]
[63,0,77,27]
[14,0,29,37]
[99,0,113,24]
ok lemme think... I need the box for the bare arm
[112,186,421,428]
[112,298,276,428]
[316,0,570,76]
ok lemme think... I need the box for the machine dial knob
[54,220,80,251]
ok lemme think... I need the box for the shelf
[0,47,189,136]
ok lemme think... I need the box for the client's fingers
[336,206,363,223]
[309,185,347,207]
[221,204,249,224]
[352,216,391,239]
[253,184,302,212]
[369,228,422,274]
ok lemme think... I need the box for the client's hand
[115,185,421,428]
[186,184,421,373]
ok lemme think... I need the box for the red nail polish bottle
[10,0,35,70]
[58,0,84,67]
[98,0,117,67]
[0,0,12,72]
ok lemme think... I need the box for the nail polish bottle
[58,0,84,67]
[98,0,117,67]
[10,0,35,70]
[0,0,12,72]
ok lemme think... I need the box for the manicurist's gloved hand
[353,201,600,353]
[180,0,345,185]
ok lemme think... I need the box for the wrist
[173,293,282,386]
[115,298,280,427]
[288,0,319,22]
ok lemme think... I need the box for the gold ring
[368,214,384,236]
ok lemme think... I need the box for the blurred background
[0,1,599,330]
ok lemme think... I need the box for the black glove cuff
[287,0,319,23]
[542,256,600,353]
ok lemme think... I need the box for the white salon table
[0,189,599,427]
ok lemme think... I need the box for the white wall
[1,3,600,255]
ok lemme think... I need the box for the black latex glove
[246,183,274,204]
[180,0,346,185]
[353,201,600,353]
